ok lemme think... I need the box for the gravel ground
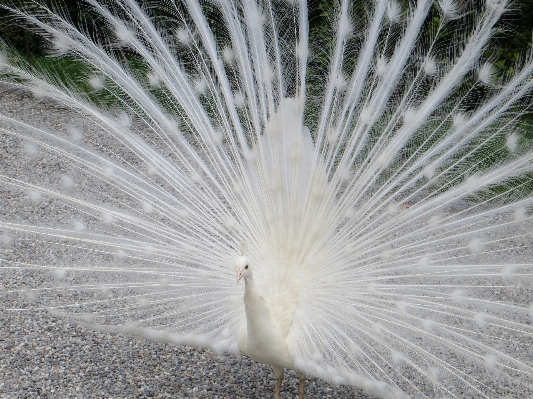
[0,85,377,398]
[0,297,372,399]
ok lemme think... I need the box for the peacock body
[1,0,533,398]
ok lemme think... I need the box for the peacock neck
[243,271,267,319]
[243,271,256,294]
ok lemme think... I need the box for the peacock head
[236,256,251,282]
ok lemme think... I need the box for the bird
[1,0,533,398]
[236,247,306,399]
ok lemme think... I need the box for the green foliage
[491,0,533,79]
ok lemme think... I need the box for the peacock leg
[273,365,284,399]
[298,372,306,399]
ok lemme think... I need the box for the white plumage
[1,0,533,398]
[236,254,304,398]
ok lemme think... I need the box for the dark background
[1,0,532,73]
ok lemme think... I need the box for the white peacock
[1,0,532,398]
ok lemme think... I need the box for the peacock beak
[237,271,243,282]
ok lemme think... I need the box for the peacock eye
[244,265,249,269]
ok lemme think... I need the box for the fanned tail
[1,0,533,398]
